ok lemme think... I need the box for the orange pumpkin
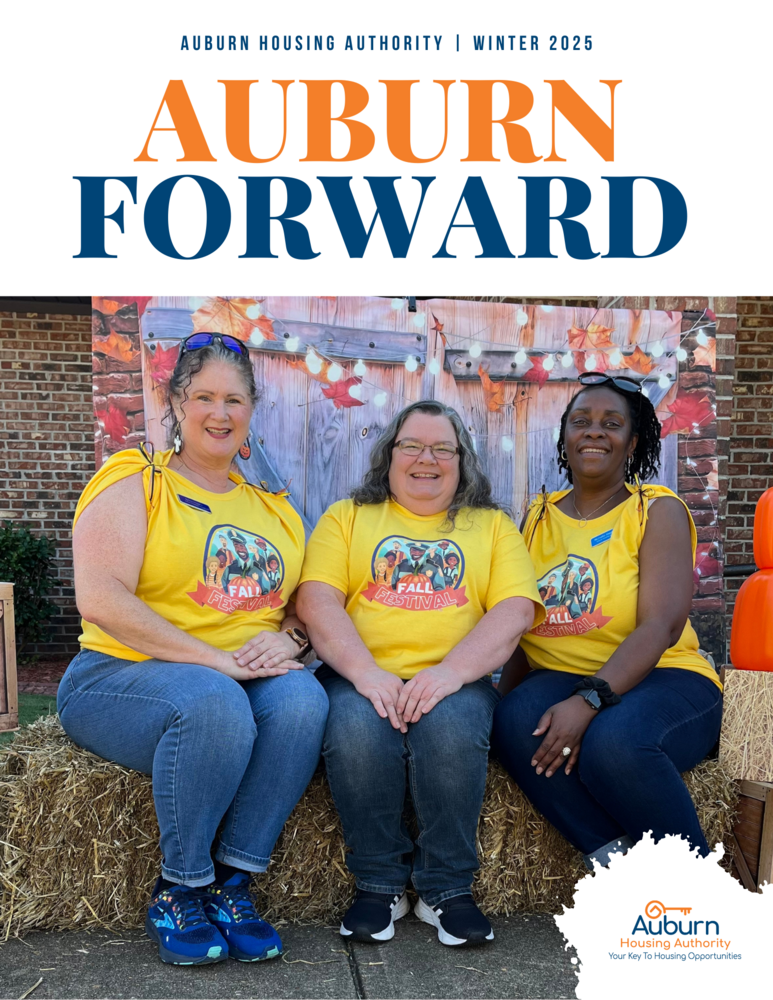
[730,487,773,670]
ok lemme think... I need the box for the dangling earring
[239,436,252,460]
[561,448,568,462]
[173,421,183,455]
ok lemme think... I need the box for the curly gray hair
[350,400,502,526]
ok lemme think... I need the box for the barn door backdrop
[91,296,722,655]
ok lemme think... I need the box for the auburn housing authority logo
[612,900,742,961]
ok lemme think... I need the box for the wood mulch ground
[16,655,71,695]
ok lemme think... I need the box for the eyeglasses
[577,372,642,393]
[180,332,249,357]
[394,439,459,460]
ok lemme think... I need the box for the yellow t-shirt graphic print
[300,499,545,679]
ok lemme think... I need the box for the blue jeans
[492,668,723,866]
[316,665,501,907]
[58,648,329,886]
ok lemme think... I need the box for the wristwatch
[575,688,602,712]
[284,627,309,654]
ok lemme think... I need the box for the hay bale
[0,716,738,937]
[719,669,773,782]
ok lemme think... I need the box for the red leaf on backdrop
[103,296,153,317]
[692,339,716,370]
[430,312,447,347]
[572,349,611,375]
[321,376,365,409]
[620,345,655,375]
[658,390,715,438]
[93,330,139,364]
[705,309,716,321]
[523,355,551,389]
[96,403,131,445]
[287,356,333,383]
[191,297,277,341]
[146,343,179,386]
[567,322,616,352]
[478,364,506,412]
[694,542,720,583]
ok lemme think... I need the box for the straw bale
[0,715,738,937]
[719,669,773,782]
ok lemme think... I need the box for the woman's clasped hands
[218,631,305,681]
[530,695,598,778]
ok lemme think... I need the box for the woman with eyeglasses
[58,333,328,966]
[296,401,544,947]
[492,373,723,869]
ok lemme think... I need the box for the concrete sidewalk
[0,914,577,999]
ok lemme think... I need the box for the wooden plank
[758,787,773,889]
[740,780,773,801]
[731,834,759,893]
[444,349,677,387]
[0,583,18,732]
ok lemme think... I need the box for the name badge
[591,528,613,547]
[178,494,212,514]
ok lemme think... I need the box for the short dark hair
[556,382,662,484]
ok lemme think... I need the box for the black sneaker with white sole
[415,895,494,946]
[339,890,410,942]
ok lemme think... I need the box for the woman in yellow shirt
[297,401,544,947]
[57,334,328,966]
[492,373,723,868]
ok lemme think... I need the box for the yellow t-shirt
[299,499,545,679]
[519,484,721,689]
[74,447,305,662]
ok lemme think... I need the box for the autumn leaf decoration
[431,312,448,347]
[95,402,131,446]
[146,343,180,387]
[100,296,153,318]
[191,297,276,342]
[321,376,365,409]
[658,390,715,438]
[523,355,552,389]
[692,338,716,371]
[478,365,506,411]
[287,356,333,383]
[567,323,615,373]
[93,330,140,365]
[620,345,655,375]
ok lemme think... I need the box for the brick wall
[0,310,95,655]
[725,297,773,634]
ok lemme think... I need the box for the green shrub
[0,521,59,656]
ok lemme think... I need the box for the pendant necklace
[571,486,626,528]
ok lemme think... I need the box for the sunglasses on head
[180,332,249,357]
[577,372,642,394]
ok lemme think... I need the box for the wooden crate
[0,582,18,733]
[731,779,773,892]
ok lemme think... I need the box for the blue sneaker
[145,878,227,965]
[203,871,283,962]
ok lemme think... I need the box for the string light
[374,392,387,406]
[584,354,598,371]
[676,347,688,362]
[327,362,343,381]
[651,341,664,358]
[658,374,671,389]
[516,310,529,325]
[412,313,426,328]
[696,330,709,347]
[246,304,262,319]
[501,436,514,452]
[641,386,650,398]
[541,305,554,312]
[543,354,555,371]
[284,336,300,351]
[469,342,482,358]
[348,384,363,400]
[514,349,528,364]
[561,352,573,368]
[354,359,367,376]
[553,427,560,442]
[609,348,622,366]
[390,298,403,311]
[248,329,265,346]
[306,350,323,374]
[428,357,441,375]
[405,355,419,372]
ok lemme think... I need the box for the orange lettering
[135,80,215,162]
[462,80,540,162]
[218,80,293,163]
[381,79,453,163]
[544,80,621,162]
[301,80,375,161]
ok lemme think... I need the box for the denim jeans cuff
[416,886,473,908]
[355,877,407,896]
[583,835,634,870]
[215,843,270,873]
[161,862,216,887]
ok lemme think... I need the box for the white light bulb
[676,347,688,361]
[248,329,264,346]
[327,363,343,382]
[553,427,560,442]
[428,357,440,375]
[412,313,426,328]
[658,374,671,389]
[469,343,482,358]
[374,392,387,407]
[541,305,554,313]
[405,355,418,372]
[306,351,323,374]
[609,349,622,366]
[514,349,527,365]
[516,310,529,326]
[390,298,403,311]
[543,354,555,371]
[348,384,363,400]
[284,336,299,352]
[585,354,598,371]
[501,436,514,452]
[696,331,709,347]
[354,359,367,377]
[246,304,262,319]
[561,352,573,368]
[651,341,664,358]
[641,385,650,398]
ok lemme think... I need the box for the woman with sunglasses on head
[296,401,544,947]
[58,333,328,967]
[492,373,722,869]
